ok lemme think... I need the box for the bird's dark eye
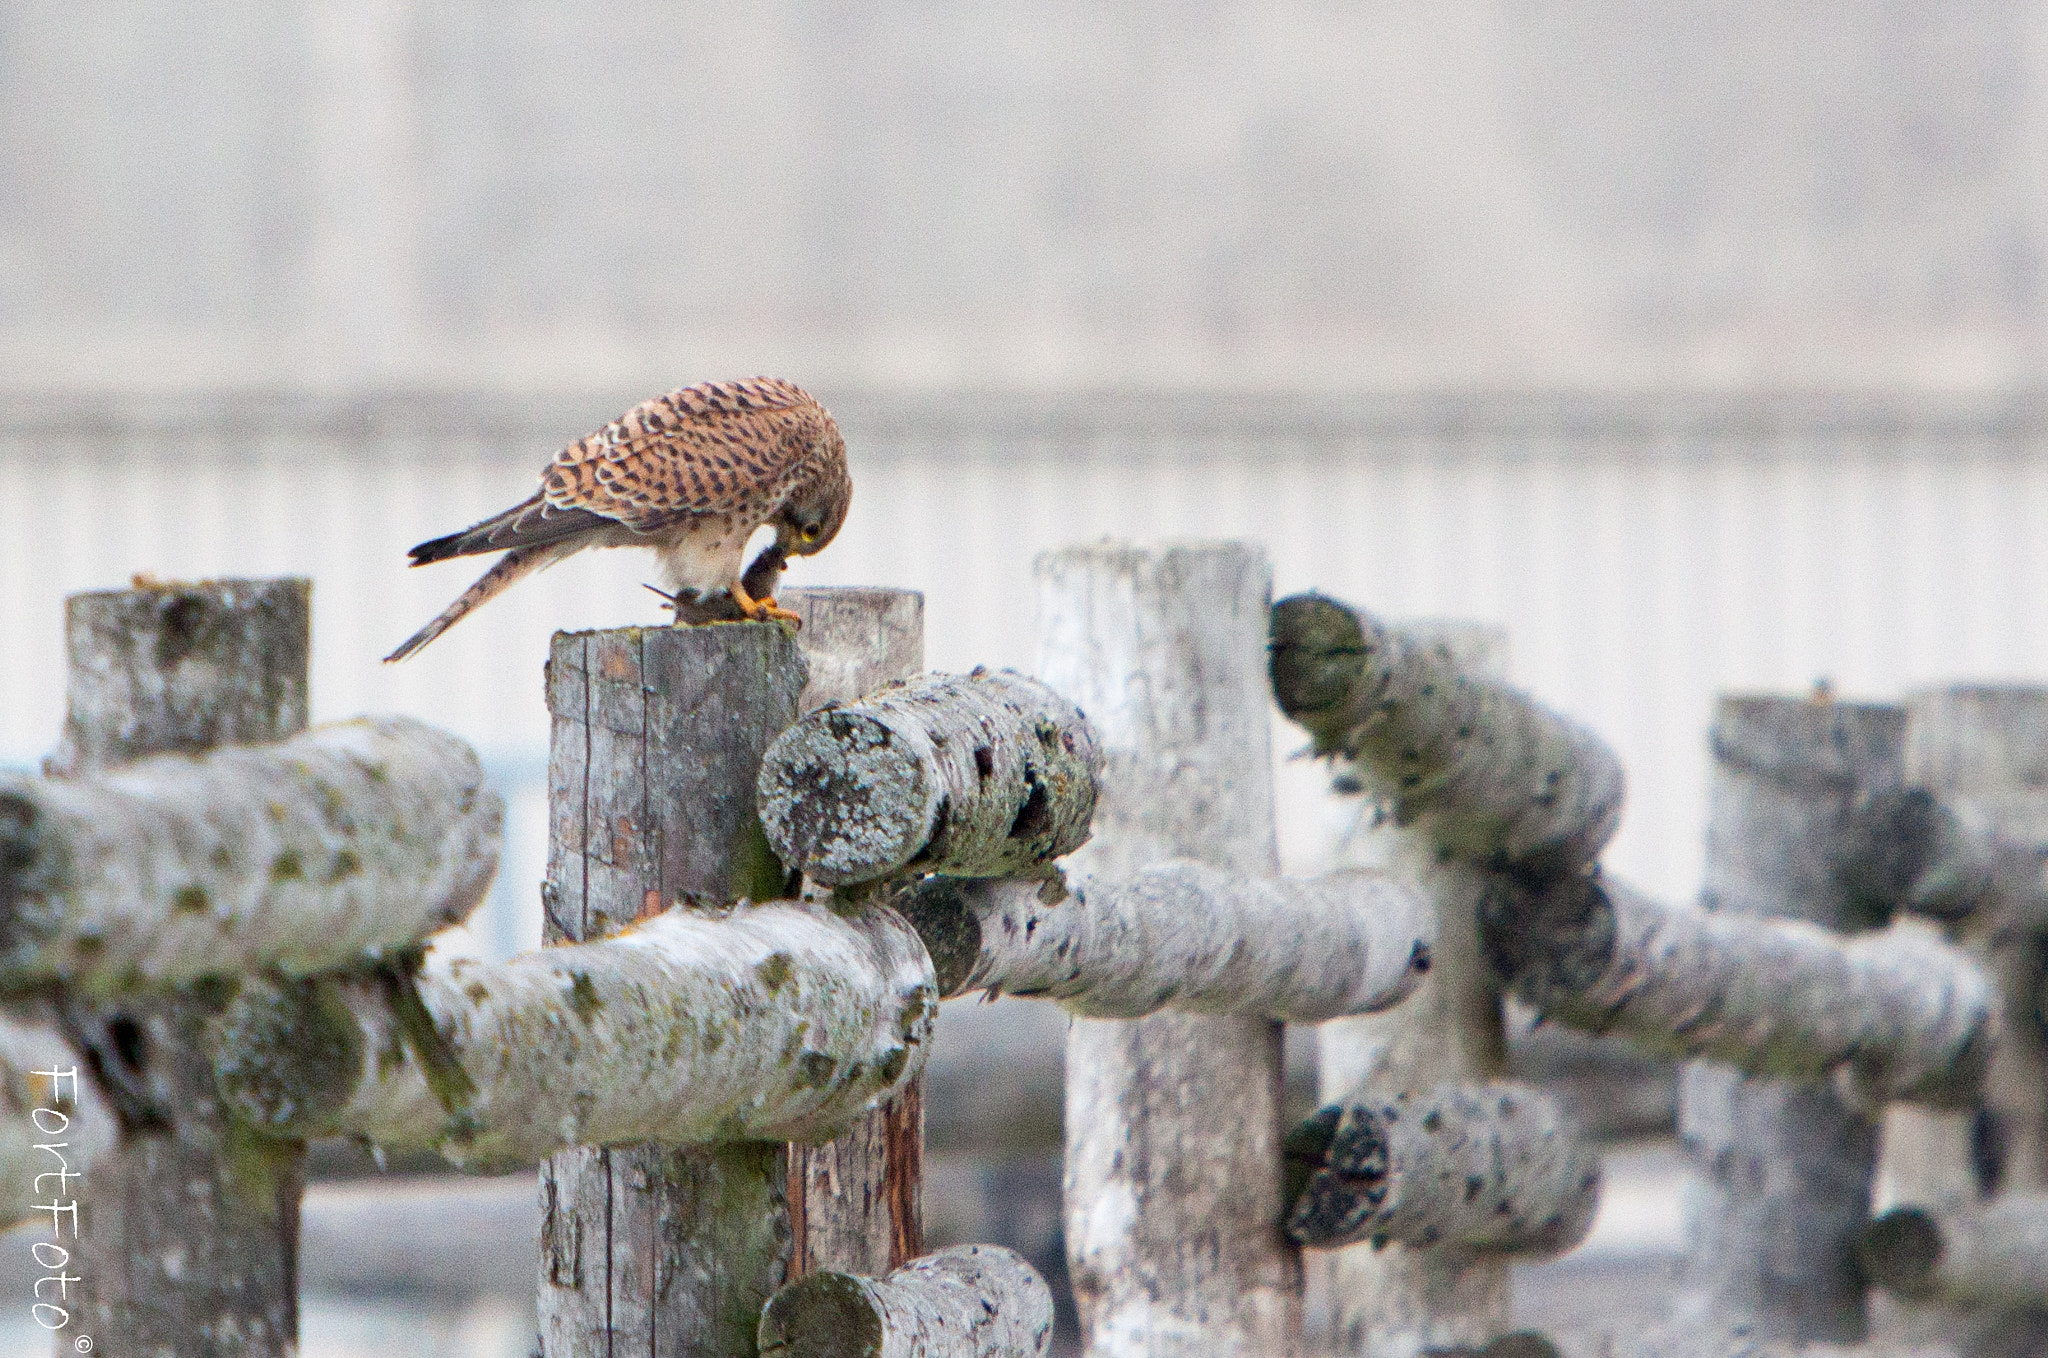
[800,523,822,542]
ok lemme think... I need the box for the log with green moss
[1269,593,1623,877]
[0,715,500,995]
[212,896,936,1166]
[757,669,1102,887]
[894,859,1433,1019]
[1859,1196,2048,1310]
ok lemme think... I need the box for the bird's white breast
[649,516,752,597]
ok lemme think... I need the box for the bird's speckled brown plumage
[385,377,850,661]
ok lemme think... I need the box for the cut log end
[759,671,1102,887]
[1856,1206,1943,1297]
[758,1244,1054,1358]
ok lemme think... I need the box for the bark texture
[538,622,808,1358]
[758,670,1102,887]
[1269,594,1623,878]
[781,587,930,1280]
[895,861,1433,1019]
[1481,872,1995,1107]
[1306,621,1517,1358]
[1,716,500,995]
[1859,1197,2048,1309]
[757,1244,1056,1358]
[213,899,936,1161]
[57,576,310,1358]
[1284,1081,1599,1257]
[1037,541,1300,1358]
[1676,696,1906,1346]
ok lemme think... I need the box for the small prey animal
[385,377,850,662]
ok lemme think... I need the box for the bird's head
[775,432,851,558]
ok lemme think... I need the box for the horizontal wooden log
[0,716,501,995]
[213,900,936,1167]
[757,670,1102,887]
[1269,594,1625,878]
[1482,872,1997,1107]
[1859,1196,2048,1309]
[1284,1080,1600,1257]
[757,1243,1054,1357]
[892,860,1434,1020]
[1836,786,2048,928]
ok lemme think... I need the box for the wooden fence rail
[8,556,2047,1358]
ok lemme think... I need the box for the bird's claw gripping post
[730,578,802,630]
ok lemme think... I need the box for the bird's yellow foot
[731,580,802,629]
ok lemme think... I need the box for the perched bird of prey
[385,377,850,662]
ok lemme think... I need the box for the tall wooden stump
[1314,622,1513,1358]
[53,578,312,1357]
[1037,542,1301,1358]
[1674,696,1906,1344]
[780,587,928,1277]
[538,622,807,1357]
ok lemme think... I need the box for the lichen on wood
[1481,871,1997,1107]
[894,859,1433,1019]
[1270,592,1624,878]
[1859,1196,2048,1309]
[213,898,937,1166]
[758,1244,1055,1358]
[757,669,1102,887]
[1284,1080,1600,1257]
[0,716,501,995]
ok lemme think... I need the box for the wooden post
[779,586,929,1279]
[1674,695,1906,1345]
[1313,621,1516,1358]
[1874,686,2048,1355]
[53,578,311,1357]
[537,622,807,1358]
[1036,542,1301,1358]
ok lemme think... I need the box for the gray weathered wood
[0,1007,115,1230]
[1269,594,1623,878]
[1284,1080,1599,1257]
[895,861,1433,1018]
[758,1244,1056,1358]
[781,587,929,1280]
[538,622,808,1358]
[1481,871,1995,1107]
[1038,541,1301,1358]
[213,898,936,1161]
[1,716,499,995]
[758,669,1102,887]
[1302,620,1517,1357]
[1860,1197,2048,1309]
[56,576,310,1357]
[1675,695,1906,1345]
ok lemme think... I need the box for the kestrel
[385,377,850,662]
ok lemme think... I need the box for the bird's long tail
[384,542,579,663]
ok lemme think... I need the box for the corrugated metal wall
[6,392,2045,955]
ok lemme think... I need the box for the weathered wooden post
[1036,541,1301,1358]
[780,586,929,1278]
[51,577,311,1356]
[538,621,807,1357]
[1871,686,2048,1354]
[1674,695,1905,1345]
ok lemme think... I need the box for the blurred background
[1,2,2045,1352]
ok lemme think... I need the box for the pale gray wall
[2,1,2043,392]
